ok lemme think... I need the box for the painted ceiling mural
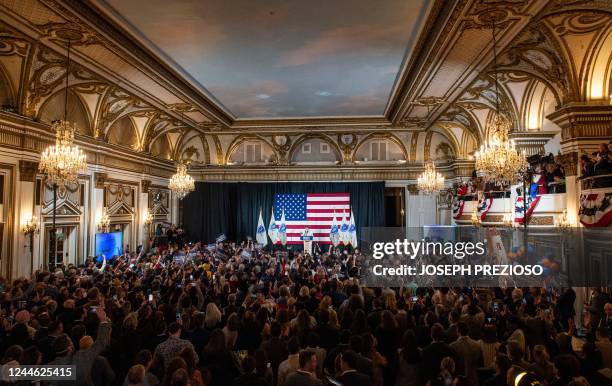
[100,0,432,118]
[0,0,610,178]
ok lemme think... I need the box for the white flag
[278,208,287,246]
[329,212,340,247]
[256,209,267,245]
[268,208,278,244]
[348,210,357,248]
[339,215,349,245]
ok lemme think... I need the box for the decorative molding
[141,179,151,193]
[18,160,39,182]
[547,103,612,141]
[94,172,107,189]
[529,215,554,225]
[510,131,558,157]
[406,184,419,194]
[481,215,504,223]
[557,151,578,176]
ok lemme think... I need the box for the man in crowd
[0,232,610,386]
[284,350,321,386]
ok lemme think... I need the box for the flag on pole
[348,210,357,247]
[278,207,287,246]
[329,212,340,247]
[339,215,349,245]
[256,208,267,245]
[268,208,278,244]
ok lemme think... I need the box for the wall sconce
[555,209,571,230]
[98,207,110,233]
[470,208,480,226]
[22,216,39,235]
[502,213,514,227]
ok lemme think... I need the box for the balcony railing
[580,173,612,190]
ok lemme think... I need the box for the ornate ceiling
[98,0,433,119]
[0,0,610,175]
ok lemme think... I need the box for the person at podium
[301,226,314,256]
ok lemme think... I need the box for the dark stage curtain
[181,182,385,243]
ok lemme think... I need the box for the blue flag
[256,209,267,245]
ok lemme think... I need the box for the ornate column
[17,161,38,277]
[140,180,151,247]
[547,103,612,155]
[557,152,579,225]
[90,172,107,256]
[547,102,612,226]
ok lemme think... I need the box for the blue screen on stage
[423,225,457,242]
[95,232,123,258]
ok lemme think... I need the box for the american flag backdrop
[273,193,351,244]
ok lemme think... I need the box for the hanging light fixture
[475,22,527,184]
[38,38,87,269]
[169,162,195,199]
[39,40,87,188]
[417,161,445,194]
[98,207,111,233]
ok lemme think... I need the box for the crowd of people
[0,237,611,386]
[579,142,612,188]
[455,151,568,198]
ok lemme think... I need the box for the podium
[300,235,314,255]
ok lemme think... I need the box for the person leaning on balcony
[579,155,594,179]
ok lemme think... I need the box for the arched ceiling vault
[0,0,610,164]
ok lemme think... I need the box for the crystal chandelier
[169,162,195,199]
[39,121,87,187]
[98,207,111,232]
[475,112,527,183]
[39,40,87,188]
[417,161,445,194]
[474,22,526,184]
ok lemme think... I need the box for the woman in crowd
[0,237,610,386]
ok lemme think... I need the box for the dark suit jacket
[422,341,456,381]
[284,371,322,386]
[337,370,372,386]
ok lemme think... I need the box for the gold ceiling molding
[391,0,544,125]
[287,133,343,165]
[224,134,278,166]
[0,112,175,176]
[338,133,358,163]
[27,45,99,118]
[351,132,409,164]
[176,134,210,165]
[0,0,609,168]
[409,131,420,162]
[36,0,231,126]
[38,21,101,47]
[388,0,468,122]
[210,134,224,165]
[195,160,474,182]
[423,131,434,162]
[497,23,573,102]
[97,86,151,138]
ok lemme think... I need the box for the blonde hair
[319,296,332,310]
[123,312,138,330]
[204,303,222,328]
[329,309,339,328]
[299,286,310,298]
[441,356,455,373]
